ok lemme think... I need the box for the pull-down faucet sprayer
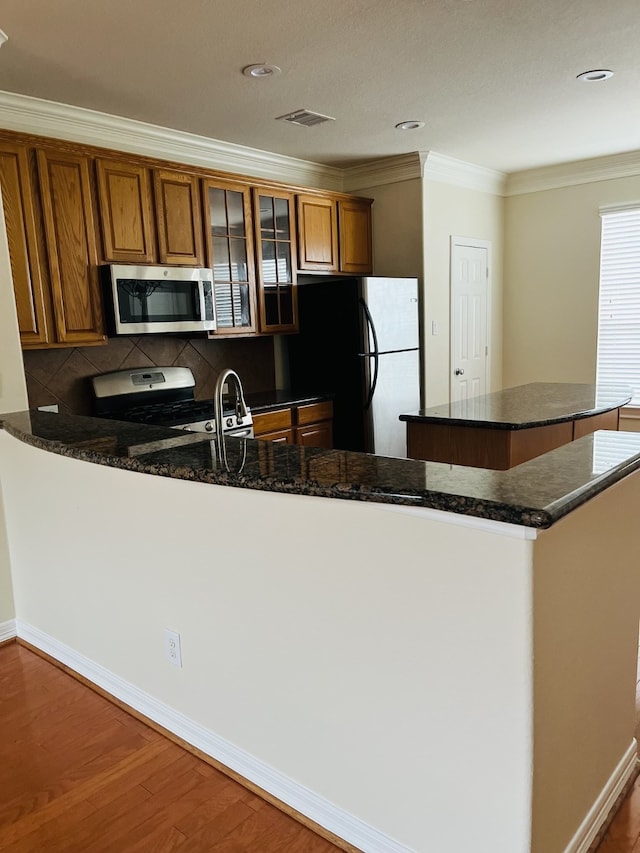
[213,368,249,440]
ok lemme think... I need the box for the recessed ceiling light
[242,64,281,79]
[395,121,425,131]
[576,69,614,82]
[0,30,8,48]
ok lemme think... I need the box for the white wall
[423,180,504,407]
[0,188,27,624]
[1,433,535,853]
[503,176,640,388]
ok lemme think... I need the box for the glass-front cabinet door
[203,178,257,335]
[253,188,298,333]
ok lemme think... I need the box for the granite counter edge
[0,416,558,529]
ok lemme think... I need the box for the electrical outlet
[164,629,182,668]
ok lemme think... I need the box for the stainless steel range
[90,366,254,438]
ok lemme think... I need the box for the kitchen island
[401,382,632,469]
[2,410,640,853]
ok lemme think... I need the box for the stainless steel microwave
[103,264,216,335]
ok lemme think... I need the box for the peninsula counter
[2,410,640,853]
[400,382,632,469]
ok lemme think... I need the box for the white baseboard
[564,739,639,853]
[15,620,415,853]
[0,618,16,642]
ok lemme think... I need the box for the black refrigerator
[286,276,421,458]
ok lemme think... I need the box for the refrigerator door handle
[359,297,379,409]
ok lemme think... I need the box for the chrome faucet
[213,368,249,440]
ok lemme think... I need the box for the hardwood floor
[598,774,640,852]
[0,642,346,852]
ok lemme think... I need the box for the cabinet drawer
[295,400,333,426]
[252,407,293,435]
[295,422,333,448]
[255,428,294,444]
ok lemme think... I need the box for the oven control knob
[205,421,214,432]
[226,417,234,428]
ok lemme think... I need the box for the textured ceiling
[0,0,638,173]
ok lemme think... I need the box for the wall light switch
[431,320,439,336]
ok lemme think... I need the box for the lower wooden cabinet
[253,408,294,443]
[294,400,333,448]
[253,400,333,449]
[295,421,333,448]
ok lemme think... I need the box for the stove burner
[103,399,215,427]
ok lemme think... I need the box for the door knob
[455,368,465,376]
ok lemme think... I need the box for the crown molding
[0,90,344,191]
[505,150,640,197]
[421,151,507,196]
[341,152,422,191]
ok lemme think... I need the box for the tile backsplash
[23,335,276,415]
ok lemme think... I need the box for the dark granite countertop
[3,410,640,529]
[245,389,332,414]
[400,383,632,430]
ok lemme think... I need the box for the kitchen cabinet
[296,193,373,275]
[253,188,298,333]
[338,197,373,274]
[203,178,258,335]
[154,169,204,266]
[0,128,373,348]
[296,194,339,272]
[294,400,333,448]
[0,142,49,346]
[253,400,333,448]
[253,407,294,444]
[95,158,155,263]
[36,149,105,345]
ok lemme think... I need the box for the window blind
[597,207,640,405]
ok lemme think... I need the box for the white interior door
[450,239,489,404]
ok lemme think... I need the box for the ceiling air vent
[276,109,335,128]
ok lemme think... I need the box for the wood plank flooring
[598,774,640,852]
[0,642,346,852]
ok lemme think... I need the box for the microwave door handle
[195,279,205,321]
[359,298,379,409]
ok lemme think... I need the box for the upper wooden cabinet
[95,159,155,263]
[296,193,373,275]
[203,178,258,336]
[0,142,50,346]
[338,198,373,274]
[154,170,204,266]
[253,188,298,333]
[0,129,374,348]
[36,149,105,345]
[296,195,339,272]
